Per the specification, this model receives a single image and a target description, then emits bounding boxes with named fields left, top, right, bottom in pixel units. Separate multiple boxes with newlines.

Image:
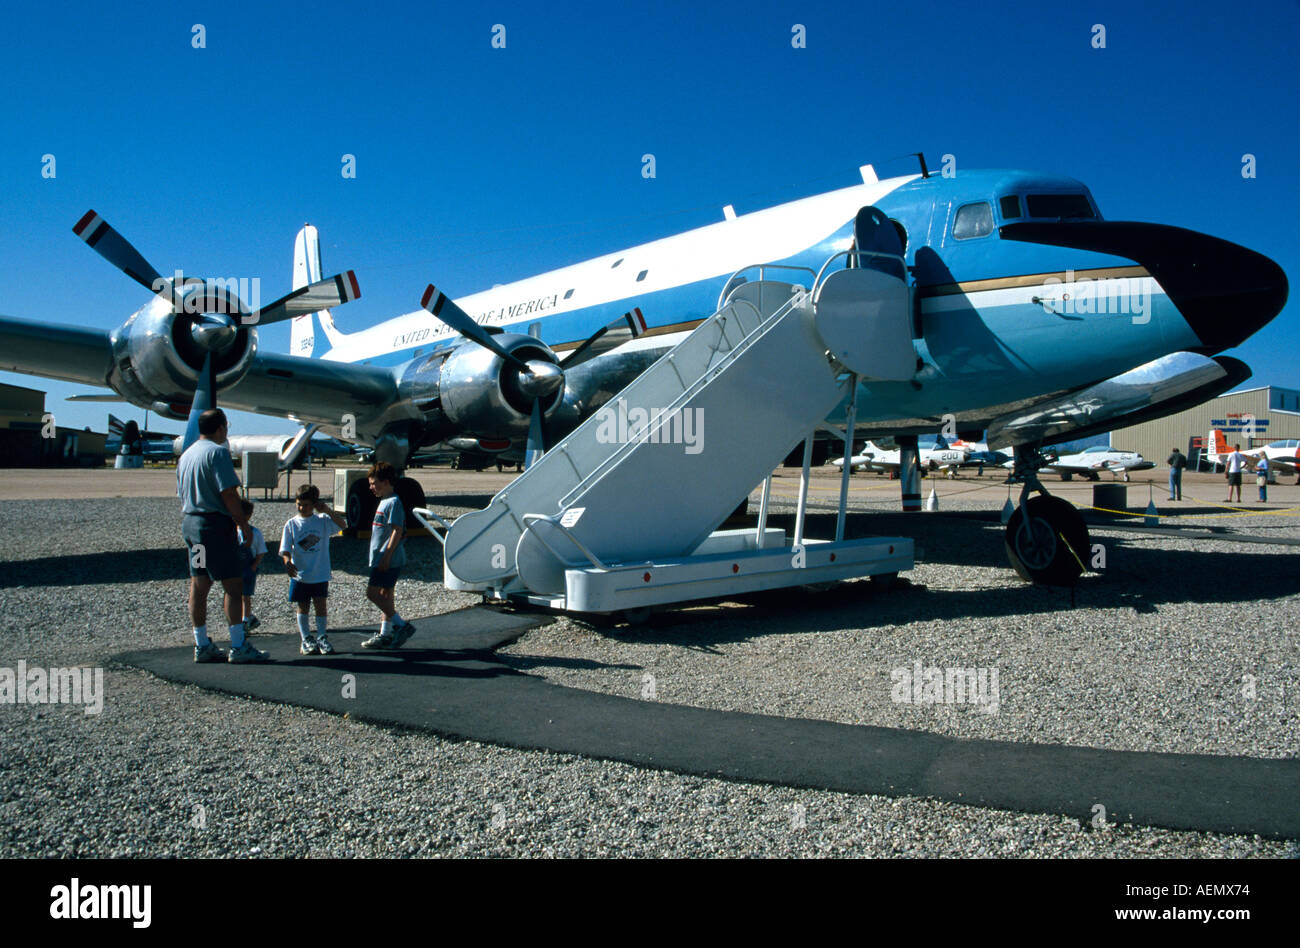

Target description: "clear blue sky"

left=2, top=0, right=1296, bottom=436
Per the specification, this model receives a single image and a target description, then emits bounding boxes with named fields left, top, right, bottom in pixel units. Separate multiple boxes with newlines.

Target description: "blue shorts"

left=288, top=580, right=329, bottom=603
left=368, top=567, right=400, bottom=589
left=242, top=571, right=258, bottom=595
left=182, top=513, right=242, bottom=582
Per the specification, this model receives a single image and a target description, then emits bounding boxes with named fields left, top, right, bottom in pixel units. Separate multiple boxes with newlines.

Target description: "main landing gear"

left=1004, top=445, right=1090, bottom=586
left=345, top=474, right=428, bottom=532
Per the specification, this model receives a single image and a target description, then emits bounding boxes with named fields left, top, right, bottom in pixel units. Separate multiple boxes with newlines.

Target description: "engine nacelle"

left=106, top=290, right=256, bottom=406
left=436, top=333, right=562, bottom=439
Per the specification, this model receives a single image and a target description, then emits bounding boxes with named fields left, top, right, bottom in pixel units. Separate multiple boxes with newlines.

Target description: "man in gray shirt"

left=177, top=409, right=269, bottom=663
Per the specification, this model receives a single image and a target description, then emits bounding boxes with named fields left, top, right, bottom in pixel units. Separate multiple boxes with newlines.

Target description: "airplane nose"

left=1000, top=221, right=1288, bottom=354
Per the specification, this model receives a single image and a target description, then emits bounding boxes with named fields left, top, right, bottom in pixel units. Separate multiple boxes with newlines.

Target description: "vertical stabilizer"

left=290, top=225, right=322, bottom=356
left=291, top=223, right=349, bottom=355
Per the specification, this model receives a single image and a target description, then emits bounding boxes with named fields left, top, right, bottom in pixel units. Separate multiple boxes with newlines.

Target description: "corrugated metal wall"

left=1110, top=388, right=1300, bottom=467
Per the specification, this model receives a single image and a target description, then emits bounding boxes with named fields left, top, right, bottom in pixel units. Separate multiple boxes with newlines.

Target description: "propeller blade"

left=180, top=352, right=217, bottom=453
left=72, top=210, right=167, bottom=296
left=253, top=271, right=361, bottom=326
left=421, top=284, right=530, bottom=372
left=560, top=307, right=647, bottom=369
left=524, top=397, right=546, bottom=470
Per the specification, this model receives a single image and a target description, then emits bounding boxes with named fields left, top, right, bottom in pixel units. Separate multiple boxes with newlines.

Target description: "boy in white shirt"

left=237, top=498, right=267, bottom=634
left=280, top=484, right=348, bottom=655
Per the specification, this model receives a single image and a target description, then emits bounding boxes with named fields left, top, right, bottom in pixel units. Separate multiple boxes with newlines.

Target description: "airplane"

left=1002, top=445, right=1155, bottom=481
left=947, top=437, right=1012, bottom=473
left=830, top=439, right=971, bottom=477
left=105, top=413, right=177, bottom=461
left=0, top=159, right=1288, bottom=584
left=105, top=412, right=353, bottom=467
left=1205, top=429, right=1300, bottom=478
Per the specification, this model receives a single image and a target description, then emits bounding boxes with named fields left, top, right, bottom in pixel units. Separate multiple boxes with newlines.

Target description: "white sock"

left=315, top=615, right=327, bottom=637
left=193, top=625, right=209, bottom=647
left=392, top=613, right=404, bottom=627
left=296, top=614, right=311, bottom=639
left=381, top=619, right=392, bottom=635
left=229, top=624, right=246, bottom=649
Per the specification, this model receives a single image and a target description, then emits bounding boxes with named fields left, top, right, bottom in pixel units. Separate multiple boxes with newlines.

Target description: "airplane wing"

left=187, top=351, right=400, bottom=432
left=0, top=312, right=400, bottom=436
left=0, top=315, right=114, bottom=386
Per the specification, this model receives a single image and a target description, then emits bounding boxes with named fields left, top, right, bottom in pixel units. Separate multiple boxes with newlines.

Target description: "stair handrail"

left=555, top=288, right=810, bottom=507
left=812, top=249, right=907, bottom=301
left=718, top=264, right=817, bottom=310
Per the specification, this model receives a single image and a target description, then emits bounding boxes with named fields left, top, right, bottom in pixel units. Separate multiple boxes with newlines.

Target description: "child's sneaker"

left=391, top=621, right=416, bottom=649
left=194, top=642, right=226, bottom=663
left=228, top=642, right=271, bottom=663
left=244, top=616, right=261, bottom=631
left=362, top=631, right=393, bottom=649
left=300, top=635, right=321, bottom=656
left=315, top=634, right=335, bottom=655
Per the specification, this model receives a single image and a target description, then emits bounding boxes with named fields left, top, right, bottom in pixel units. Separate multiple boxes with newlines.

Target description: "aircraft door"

left=853, top=206, right=906, bottom=280
left=812, top=205, right=916, bottom=381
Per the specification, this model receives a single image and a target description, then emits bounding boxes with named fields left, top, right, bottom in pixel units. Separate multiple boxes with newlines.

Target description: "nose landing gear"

left=1004, top=445, right=1090, bottom=586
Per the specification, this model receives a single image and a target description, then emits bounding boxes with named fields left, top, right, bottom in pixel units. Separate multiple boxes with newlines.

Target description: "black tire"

left=1060, top=471, right=1073, bottom=481
left=396, top=476, right=427, bottom=529
left=345, top=479, right=379, bottom=532
left=1004, top=495, right=1090, bottom=586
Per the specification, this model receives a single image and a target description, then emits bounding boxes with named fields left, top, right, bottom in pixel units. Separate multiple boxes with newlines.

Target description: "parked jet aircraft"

left=105, top=413, right=353, bottom=467
left=1205, top=429, right=1300, bottom=478
left=0, top=161, right=1287, bottom=582
left=830, top=439, right=971, bottom=476
left=1002, top=445, right=1154, bottom=481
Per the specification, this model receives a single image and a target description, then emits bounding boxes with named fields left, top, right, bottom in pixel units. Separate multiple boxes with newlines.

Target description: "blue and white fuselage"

left=295, top=166, right=1282, bottom=463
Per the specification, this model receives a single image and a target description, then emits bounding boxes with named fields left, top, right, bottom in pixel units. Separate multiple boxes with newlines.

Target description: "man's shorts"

left=288, top=580, right=329, bottom=603
left=368, top=567, right=401, bottom=589
left=241, top=570, right=258, bottom=595
left=182, top=513, right=242, bottom=582
left=1228, top=471, right=1242, bottom=486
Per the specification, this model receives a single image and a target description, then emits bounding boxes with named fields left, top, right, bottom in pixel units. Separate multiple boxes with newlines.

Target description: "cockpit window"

left=999, top=195, right=1022, bottom=220
left=952, top=202, right=994, bottom=240
left=1026, top=194, right=1095, bottom=219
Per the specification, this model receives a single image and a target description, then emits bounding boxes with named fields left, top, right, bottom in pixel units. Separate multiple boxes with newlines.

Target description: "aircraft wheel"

left=621, top=607, right=653, bottom=625
left=870, top=571, right=898, bottom=589
left=1060, top=472, right=1073, bottom=481
left=345, top=479, right=379, bottom=532
left=1004, top=495, right=1089, bottom=586
left=396, top=476, right=427, bottom=529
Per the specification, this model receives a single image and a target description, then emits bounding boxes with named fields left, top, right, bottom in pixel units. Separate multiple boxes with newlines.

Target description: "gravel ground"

left=1, top=491, right=1296, bottom=857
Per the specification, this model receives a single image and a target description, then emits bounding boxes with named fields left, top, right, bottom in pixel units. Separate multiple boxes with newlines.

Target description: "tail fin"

left=1207, top=428, right=1228, bottom=459
left=107, top=413, right=124, bottom=441
left=291, top=224, right=350, bottom=356
left=291, top=225, right=321, bottom=356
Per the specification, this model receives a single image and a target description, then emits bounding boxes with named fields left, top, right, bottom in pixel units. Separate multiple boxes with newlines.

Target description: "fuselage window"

left=1026, top=194, right=1095, bottom=219
left=999, top=195, right=1022, bottom=220
left=952, top=202, right=994, bottom=240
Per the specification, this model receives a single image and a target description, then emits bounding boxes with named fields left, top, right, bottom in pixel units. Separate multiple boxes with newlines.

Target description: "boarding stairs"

left=416, top=210, right=921, bottom=615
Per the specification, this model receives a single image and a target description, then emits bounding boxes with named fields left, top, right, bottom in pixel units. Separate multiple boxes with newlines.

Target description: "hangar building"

left=0, top=381, right=107, bottom=467
left=1109, top=385, right=1300, bottom=469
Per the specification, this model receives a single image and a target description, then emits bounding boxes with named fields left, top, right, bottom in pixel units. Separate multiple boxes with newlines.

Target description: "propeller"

left=73, top=209, right=362, bottom=451
left=421, top=284, right=646, bottom=466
